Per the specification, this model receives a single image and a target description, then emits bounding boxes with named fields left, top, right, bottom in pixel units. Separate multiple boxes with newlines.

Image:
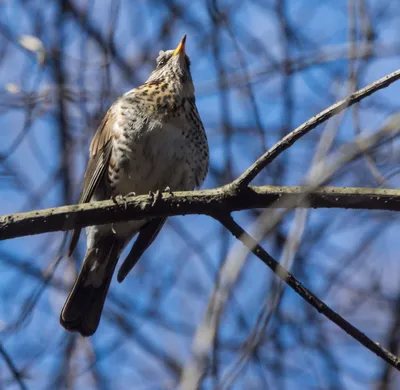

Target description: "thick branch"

left=216, top=214, right=400, bottom=371
left=1, top=186, right=399, bottom=241
left=234, top=69, right=400, bottom=188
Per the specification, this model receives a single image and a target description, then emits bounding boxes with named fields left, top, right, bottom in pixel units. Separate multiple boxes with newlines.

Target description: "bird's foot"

left=148, top=190, right=162, bottom=207
left=112, top=192, right=136, bottom=210
left=111, top=194, right=124, bottom=205
left=163, top=186, right=173, bottom=196
left=125, top=192, right=137, bottom=198
left=122, top=192, right=136, bottom=209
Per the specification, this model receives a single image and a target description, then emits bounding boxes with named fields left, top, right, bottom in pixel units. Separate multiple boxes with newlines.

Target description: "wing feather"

left=68, top=106, right=117, bottom=256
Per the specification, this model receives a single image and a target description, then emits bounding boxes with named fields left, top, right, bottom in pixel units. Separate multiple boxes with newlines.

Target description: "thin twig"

left=0, top=344, right=28, bottom=390
left=233, top=68, right=400, bottom=188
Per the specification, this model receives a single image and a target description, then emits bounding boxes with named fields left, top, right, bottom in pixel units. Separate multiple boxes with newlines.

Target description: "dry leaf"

left=19, top=34, right=46, bottom=66
left=5, top=83, right=20, bottom=94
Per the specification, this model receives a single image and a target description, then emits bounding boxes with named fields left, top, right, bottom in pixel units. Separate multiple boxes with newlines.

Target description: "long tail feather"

left=60, top=236, right=123, bottom=336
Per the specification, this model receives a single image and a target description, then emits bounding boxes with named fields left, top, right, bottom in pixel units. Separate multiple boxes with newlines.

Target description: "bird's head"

left=146, top=35, right=194, bottom=98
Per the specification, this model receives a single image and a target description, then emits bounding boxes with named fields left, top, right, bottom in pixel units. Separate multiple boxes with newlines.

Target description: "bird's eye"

left=157, top=58, right=167, bottom=67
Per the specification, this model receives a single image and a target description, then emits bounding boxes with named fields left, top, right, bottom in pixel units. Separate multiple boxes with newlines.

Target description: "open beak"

left=172, top=34, right=187, bottom=57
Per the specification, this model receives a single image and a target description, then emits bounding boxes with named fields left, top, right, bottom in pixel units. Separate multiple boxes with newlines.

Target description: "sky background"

left=0, top=0, right=400, bottom=389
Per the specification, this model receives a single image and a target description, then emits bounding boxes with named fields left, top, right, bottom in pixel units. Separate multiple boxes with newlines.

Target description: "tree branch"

left=0, top=185, right=399, bottom=241
left=233, top=68, right=400, bottom=188
left=216, top=214, right=400, bottom=371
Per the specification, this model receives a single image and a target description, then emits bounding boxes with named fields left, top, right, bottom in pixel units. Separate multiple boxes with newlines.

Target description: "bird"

left=60, top=35, right=209, bottom=336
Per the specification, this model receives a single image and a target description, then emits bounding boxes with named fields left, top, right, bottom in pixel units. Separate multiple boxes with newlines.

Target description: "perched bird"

left=60, top=35, right=209, bottom=336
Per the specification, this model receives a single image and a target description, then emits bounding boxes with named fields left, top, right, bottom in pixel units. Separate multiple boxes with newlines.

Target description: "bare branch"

left=1, top=185, right=399, bottom=241
left=233, top=68, right=400, bottom=188
left=216, top=214, right=400, bottom=371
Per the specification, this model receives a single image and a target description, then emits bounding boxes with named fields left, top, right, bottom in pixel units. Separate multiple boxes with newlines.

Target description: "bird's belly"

left=90, top=124, right=196, bottom=240
left=112, top=124, right=194, bottom=196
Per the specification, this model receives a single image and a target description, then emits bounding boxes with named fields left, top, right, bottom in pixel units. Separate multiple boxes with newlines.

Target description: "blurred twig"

left=0, top=344, right=28, bottom=390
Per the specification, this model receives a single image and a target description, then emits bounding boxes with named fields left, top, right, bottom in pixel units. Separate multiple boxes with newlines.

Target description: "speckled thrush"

left=60, top=35, right=209, bottom=336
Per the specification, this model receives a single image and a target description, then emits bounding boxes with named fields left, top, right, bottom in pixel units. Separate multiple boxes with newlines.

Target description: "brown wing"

left=68, top=105, right=118, bottom=256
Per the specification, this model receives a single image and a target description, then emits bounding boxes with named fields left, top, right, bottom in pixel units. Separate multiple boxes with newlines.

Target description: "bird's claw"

left=149, top=190, right=162, bottom=207
left=112, top=192, right=136, bottom=210
left=123, top=192, right=136, bottom=210
left=163, top=186, right=173, bottom=196
left=125, top=192, right=137, bottom=198
left=112, top=194, right=124, bottom=205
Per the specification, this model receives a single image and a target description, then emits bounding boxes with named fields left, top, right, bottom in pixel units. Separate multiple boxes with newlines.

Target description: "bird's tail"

left=60, top=237, right=123, bottom=336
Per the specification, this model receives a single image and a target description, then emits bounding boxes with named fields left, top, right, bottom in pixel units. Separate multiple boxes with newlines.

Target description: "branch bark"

left=1, top=185, right=399, bottom=241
